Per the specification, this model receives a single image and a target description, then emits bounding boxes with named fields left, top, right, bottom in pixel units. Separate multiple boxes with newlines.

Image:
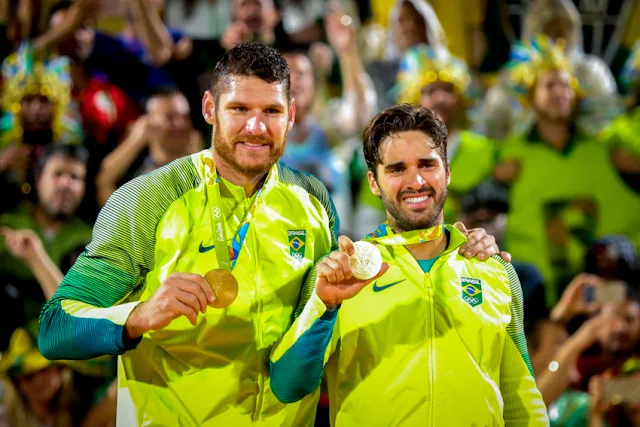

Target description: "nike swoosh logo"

left=199, top=242, right=215, bottom=253
left=373, top=279, right=406, bottom=293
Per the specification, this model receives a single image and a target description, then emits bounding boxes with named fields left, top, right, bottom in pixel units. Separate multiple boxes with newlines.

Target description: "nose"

left=246, top=111, right=267, bottom=136
left=407, top=170, right=426, bottom=189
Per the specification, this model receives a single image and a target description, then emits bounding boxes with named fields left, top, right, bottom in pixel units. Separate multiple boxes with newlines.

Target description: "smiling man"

left=270, top=104, right=549, bottom=426
left=38, top=43, right=505, bottom=426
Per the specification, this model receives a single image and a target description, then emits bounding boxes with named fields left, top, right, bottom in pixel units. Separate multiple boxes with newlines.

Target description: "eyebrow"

left=225, top=101, right=286, bottom=111
left=383, top=158, right=439, bottom=169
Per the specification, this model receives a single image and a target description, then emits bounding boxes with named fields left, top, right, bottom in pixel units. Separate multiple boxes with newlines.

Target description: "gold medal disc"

left=204, top=269, right=239, bottom=308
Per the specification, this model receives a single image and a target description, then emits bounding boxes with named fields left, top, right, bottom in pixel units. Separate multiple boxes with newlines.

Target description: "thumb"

left=453, top=222, right=468, bottom=236
left=338, top=235, right=355, bottom=256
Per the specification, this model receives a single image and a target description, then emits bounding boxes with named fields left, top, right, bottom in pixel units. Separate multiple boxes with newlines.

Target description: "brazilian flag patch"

left=288, top=230, right=306, bottom=260
left=461, top=277, right=483, bottom=307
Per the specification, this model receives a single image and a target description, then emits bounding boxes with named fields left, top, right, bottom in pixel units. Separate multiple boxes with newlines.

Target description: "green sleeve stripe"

left=277, top=162, right=340, bottom=251
left=493, top=255, right=535, bottom=378
left=270, top=308, right=337, bottom=403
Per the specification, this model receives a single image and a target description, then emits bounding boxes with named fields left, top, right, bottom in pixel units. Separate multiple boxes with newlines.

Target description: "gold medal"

left=204, top=269, right=239, bottom=308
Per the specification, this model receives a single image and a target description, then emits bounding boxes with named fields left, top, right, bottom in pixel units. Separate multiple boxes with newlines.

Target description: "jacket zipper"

left=252, top=231, right=264, bottom=422
left=425, top=273, right=435, bottom=426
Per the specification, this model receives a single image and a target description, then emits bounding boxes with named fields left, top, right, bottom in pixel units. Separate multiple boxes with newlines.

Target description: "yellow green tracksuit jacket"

left=270, top=225, right=549, bottom=426
left=37, top=150, right=339, bottom=426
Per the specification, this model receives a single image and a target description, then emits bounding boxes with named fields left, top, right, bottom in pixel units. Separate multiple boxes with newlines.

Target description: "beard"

left=213, top=117, right=286, bottom=176
left=379, top=185, right=448, bottom=232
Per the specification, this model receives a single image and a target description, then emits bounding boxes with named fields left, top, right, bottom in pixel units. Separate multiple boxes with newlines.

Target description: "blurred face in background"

left=49, top=9, right=95, bottom=60
left=232, top=0, right=272, bottom=35
left=36, top=154, right=86, bottom=220
left=533, top=70, right=576, bottom=123
left=542, top=18, right=575, bottom=48
left=394, top=1, right=428, bottom=53
left=420, top=81, right=460, bottom=129
left=284, top=53, right=316, bottom=120
left=147, top=93, right=193, bottom=154
left=528, top=320, right=568, bottom=378
left=17, top=366, right=63, bottom=407
left=20, top=95, right=54, bottom=132
left=596, top=300, right=640, bottom=354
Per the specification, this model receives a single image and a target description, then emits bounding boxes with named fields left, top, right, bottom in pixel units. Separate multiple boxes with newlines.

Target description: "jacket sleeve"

left=38, top=158, right=199, bottom=360
left=495, top=257, right=550, bottom=426
left=269, top=260, right=339, bottom=403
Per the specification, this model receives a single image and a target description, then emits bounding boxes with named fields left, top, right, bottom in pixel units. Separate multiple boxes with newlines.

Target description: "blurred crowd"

left=0, top=0, right=639, bottom=426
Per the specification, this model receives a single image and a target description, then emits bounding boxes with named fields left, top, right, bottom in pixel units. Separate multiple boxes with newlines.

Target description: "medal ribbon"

left=363, top=222, right=445, bottom=246
left=204, top=154, right=267, bottom=270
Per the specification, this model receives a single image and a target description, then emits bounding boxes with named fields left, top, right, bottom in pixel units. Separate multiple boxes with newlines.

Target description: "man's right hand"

left=124, top=273, right=216, bottom=340
left=315, top=236, right=389, bottom=309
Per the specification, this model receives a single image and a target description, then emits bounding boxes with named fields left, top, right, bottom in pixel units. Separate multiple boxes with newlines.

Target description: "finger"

left=176, top=280, right=209, bottom=313
left=172, top=290, right=201, bottom=324
left=338, top=235, right=355, bottom=256
left=169, top=298, right=199, bottom=326
left=453, top=222, right=469, bottom=236
left=317, top=262, right=338, bottom=284
left=329, top=251, right=352, bottom=280
left=172, top=273, right=216, bottom=305
left=476, top=243, right=500, bottom=261
left=0, top=226, right=13, bottom=237
left=462, top=234, right=494, bottom=258
left=500, top=251, right=511, bottom=263
left=324, top=257, right=345, bottom=283
left=460, top=228, right=488, bottom=254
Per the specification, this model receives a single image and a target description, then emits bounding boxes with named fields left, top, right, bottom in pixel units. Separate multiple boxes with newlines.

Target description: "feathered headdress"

left=505, top=35, right=581, bottom=104
left=1, top=42, right=81, bottom=148
left=395, top=44, right=475, bottom=105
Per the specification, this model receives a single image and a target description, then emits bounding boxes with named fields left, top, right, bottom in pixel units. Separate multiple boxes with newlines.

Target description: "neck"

left=536, top=119, right=571, bottom=151
left=213, top=150, right=268, bottom=196
left=34, top=205, right=63, bottom=234
left=406, top=230, right=447, bottom=260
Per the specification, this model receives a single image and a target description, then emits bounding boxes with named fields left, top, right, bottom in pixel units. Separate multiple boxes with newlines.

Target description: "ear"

left=446, top=165, right=451, bottom=186
left=367, top=170, right=381, bottom=197
left=202, top=91, right=216, bottom=125
left=288, top=98, right=296, bottom=132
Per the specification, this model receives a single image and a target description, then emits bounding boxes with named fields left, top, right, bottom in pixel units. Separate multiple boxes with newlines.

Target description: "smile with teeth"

left=241, top=142, right=266, bottom=147
left=404, top=195, right=430, bottom=204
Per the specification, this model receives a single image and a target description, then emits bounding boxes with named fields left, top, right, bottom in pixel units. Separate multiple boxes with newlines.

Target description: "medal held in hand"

left=204, top=269, right=239, bottom=309
left=350, top=241, right=383, bottom=280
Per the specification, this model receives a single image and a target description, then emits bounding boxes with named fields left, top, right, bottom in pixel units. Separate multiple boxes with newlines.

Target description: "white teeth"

left=405, top=196, right=429, bottom=203
left=243, top=142, right=263, bottom=147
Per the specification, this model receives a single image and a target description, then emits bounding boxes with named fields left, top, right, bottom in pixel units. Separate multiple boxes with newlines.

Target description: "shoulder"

left=488, top=255, right=522, bottom=300
left=276, top=162, right=334, bottom=207
left=102, top=155, right=200, bottom=223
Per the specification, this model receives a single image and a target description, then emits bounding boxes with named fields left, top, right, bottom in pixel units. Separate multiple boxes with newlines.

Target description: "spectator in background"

left=95, top=86, right=202, bottom=206
left=457, top=180, right=508, bottom=248
left=0, top=144, right=91, bottom=350
left=493, top=37, right=640, bottom=306
left=0, top=322, right=117, bottom=427
left=367, top=0, right=447, bottom=110
left=483, top=0, right=619, bottom=140
left=589, top=358, right=640, bottom=427
left=47, top=0, right=172, bottom=105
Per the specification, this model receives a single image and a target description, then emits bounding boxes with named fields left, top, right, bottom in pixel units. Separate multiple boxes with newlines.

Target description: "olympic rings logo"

left=212, top=207, right=222, bottom=219
left=463, top=295, right=480, bottom=305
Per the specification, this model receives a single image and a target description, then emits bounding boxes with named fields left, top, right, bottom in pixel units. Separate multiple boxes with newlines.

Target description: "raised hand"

left=551, top=273, right=603, bottom=323
left=2, top=227, right=44, bottom=261
left=315, top=236, right=390, bottom=308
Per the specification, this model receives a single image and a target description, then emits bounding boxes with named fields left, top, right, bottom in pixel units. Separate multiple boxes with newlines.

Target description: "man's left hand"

left=454, top=222, right=511, bottom=262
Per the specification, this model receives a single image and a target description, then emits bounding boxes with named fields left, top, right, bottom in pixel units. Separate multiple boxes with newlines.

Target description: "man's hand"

left=2, top=227, right=45, bottom=261
left=325, top=9, right=356, bottom=55
left=567, top=313, right=611, bottom=354
left=551, top=273, right=603, bottom=323
left=454, top=222, right=510, bottom=262
left=124, top=273, right=216, bottom=340
left=315, top=236, right=390, bottom=308
left=220, top=21, right=252, bottom=51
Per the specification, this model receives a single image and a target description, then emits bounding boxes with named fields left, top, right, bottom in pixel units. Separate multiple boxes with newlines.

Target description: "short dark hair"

left=35, top=144, right=89, bottom=177
left=362, top=104, right=449, bottom=178
left=210, top=42, right=290, bottom=106
left=143, top=85, right=184, bottom=111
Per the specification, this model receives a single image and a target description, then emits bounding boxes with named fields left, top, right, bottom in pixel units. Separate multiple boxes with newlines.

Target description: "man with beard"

left=0, top=144, right=91, bottom=350
left=95, top=86, right=203, bottom=207
left=270, top=104, right=549, bottom=426
left=38, top=43, right=504, bottom=426
left=493, top=38, right=640, bottom=307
